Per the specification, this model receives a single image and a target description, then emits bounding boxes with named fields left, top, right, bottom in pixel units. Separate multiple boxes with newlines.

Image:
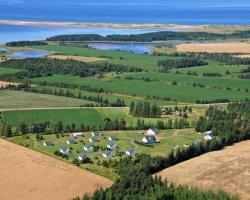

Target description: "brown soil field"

left=176, top=42, right=250, bottom=54
left=157, top=141, right=250, bottom=200
left=0, top=139, right=112, bottom=200
left=48, top=55, right=107, bottom=62
left=0, top=81, right=18, bottom=87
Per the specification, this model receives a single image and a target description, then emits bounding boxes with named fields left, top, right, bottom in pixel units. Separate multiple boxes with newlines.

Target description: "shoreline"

left=0, top=19, right=194, bottom=29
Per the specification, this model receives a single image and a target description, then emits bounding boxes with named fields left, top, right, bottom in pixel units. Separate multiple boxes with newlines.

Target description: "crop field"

left=33, top=44, right=182, bottom=71
left=7, top=128, right=203, bottom=180
left=176, top=42, right=250, bottom=54
left=31, top=75, right=250, bottom=103
left=0, top=90, right=95, bottom=110
left=0, top=139, right=112, bottom=200
left=157, top=141, right=250, bottom=200
left=1, top=106, right=205, bottom=128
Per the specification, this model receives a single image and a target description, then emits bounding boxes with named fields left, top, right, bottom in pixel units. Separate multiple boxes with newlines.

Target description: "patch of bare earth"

left=0, top=81, right=18, bottom=87
left=177, top=43, right=250, bottom=54
left=0, top=139, right=112, bottom=200
left=48, top=55, right=107, bottom=62
left=157, top=141, right=250, bottom=200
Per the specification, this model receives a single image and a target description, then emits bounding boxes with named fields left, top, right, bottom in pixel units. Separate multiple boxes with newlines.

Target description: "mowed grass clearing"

left=0, top=67, right=20, bottom=75
left=0, top=90, right=96, bottom=110
left=7, top=128, right=203, bottom=179
left=31, top=75, right=250, bottom=102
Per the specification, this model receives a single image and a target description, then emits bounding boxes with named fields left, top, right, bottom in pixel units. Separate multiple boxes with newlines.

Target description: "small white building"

left=89, top=137, right=98, bottom=143
left=146, top=128, right=159, bottom=136
left=67, top=139, right=76, bottom=145
left=60, top=147, right=70, bottom=154
left=43, top=141, right=54, bottom=147
left=78, top=154, right=88, bottom=161
left=73, top=132, right=83, bottom=138
left=103, top=150, right=112, bottom=158
left=204, top=135, right=213, bottom=141
left=91, top=132, right=102, bottom=137
left=108, top=136, right=117, bottom=141
left=204, top=130, right=213, bottom=136
left=126, top=148, right=135, bottom=156
left=142, top=136, right=156, bottom=144
left=84, top=144, right=94, bottom=151
left=107, top=142, right=117, bottom=149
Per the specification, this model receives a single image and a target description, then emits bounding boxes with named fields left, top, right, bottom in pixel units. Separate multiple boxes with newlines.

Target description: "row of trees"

left=158, top=58, right=207, bottom=70
left=47, top=30, right=250, bottom=42
left=129, top=101, right=161, bottom=118
left=5, top=40, right=48, bottom=47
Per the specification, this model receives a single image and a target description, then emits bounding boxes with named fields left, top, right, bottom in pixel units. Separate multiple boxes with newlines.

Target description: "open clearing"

left=0, top=90, right=96, bottom=110
left=177, top=42, right=250, bottom=54
left=48, top=54, right=107, bottom=62
left=157, top=141, right=250, bottom=200
left=0, top=139, right=112, bottom=200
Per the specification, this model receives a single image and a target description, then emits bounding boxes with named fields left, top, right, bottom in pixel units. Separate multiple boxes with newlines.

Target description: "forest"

left=47, top=30, right=250, bottom=42
left=5, top=41, right=48, bottom=47
left=0, top=58, right=142, bottom=79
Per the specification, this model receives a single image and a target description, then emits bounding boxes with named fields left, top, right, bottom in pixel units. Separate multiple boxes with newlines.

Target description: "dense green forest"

left=5, top=41, right=48, bottom=47
left=129, top=101, right=161, bottom=118
left=0, top=58, right=142, bottom=79
left=47, top=30, right=250, bottom=42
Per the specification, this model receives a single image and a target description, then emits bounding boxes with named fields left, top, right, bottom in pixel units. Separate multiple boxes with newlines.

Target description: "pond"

left=81, top=41, right=191, bottom=54
left=8, top=50, right=49, bottom=58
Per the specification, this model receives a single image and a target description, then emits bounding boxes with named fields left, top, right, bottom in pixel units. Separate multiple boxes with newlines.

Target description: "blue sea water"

left=8, top=50, right=49, bottom=58
left=0, top=0, right=250, bottom=43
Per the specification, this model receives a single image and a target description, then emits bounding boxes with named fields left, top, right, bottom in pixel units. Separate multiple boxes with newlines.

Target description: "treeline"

left=129, top=101, right=161, bottom=118
left=47, top=30, right=250, bottom=42
left=196, top=99, right=230, bottom=104
left=239, top=74, right=250, bottom=79
left=5, top=41, right=48, bottom=47
left=202, top=72, right=222, bottom=77
left=0, top=58, right=142, bottom=79
left=158, top=58, right=208, bottom=70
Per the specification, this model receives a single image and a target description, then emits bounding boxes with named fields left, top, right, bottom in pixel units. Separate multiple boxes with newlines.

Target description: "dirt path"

left=157, top=141, right=250, bottom=200
left=0, top=139, right=112, bottom=200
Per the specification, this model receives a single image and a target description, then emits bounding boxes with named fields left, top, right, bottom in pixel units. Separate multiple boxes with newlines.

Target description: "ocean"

left=0, top=0, right=250, bottom=43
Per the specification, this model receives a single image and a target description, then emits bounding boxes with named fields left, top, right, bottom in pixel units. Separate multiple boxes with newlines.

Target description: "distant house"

left=43, top=141, right=54, bottom=147
left=183, top=144, right=190, bottom=149
left=67, top=139, right=76, bottom=145
left=73, top=132, right=83, bottom=138
left=108, top=136, right=117, bottom=141
left=204, top=130, right=213, bottom=136
left=107, top=142, right=117, bottom=149
left=126, top=148, right=135, bottom=156
left=91, top=132, right=102, bottom=137
left=89, top=137, right=99, bottom=143
left=102, top=150, right=112, bottom=158
left=84, top=144, right=94, bottom=151
left=60, top=147, right=70, bottom=154
left=146, top=128, right=159, bottom=136
left=142, top=136, right=156, bottom=144
left=78, top=154, right=88, bottom=161
left=204, top=135, right=213, bottom=141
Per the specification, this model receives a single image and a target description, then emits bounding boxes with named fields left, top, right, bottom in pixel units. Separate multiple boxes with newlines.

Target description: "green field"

left=2, top=106, right=205, bottom=128
left=31, top=74, right=250, bottom=102
left=33, top=44, right=182, bottom=71
left=0, top=90, right=96, bottom=109
left=6, top=128, right=203, bottom=180
left=0, top=67, right=20, bottom=75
